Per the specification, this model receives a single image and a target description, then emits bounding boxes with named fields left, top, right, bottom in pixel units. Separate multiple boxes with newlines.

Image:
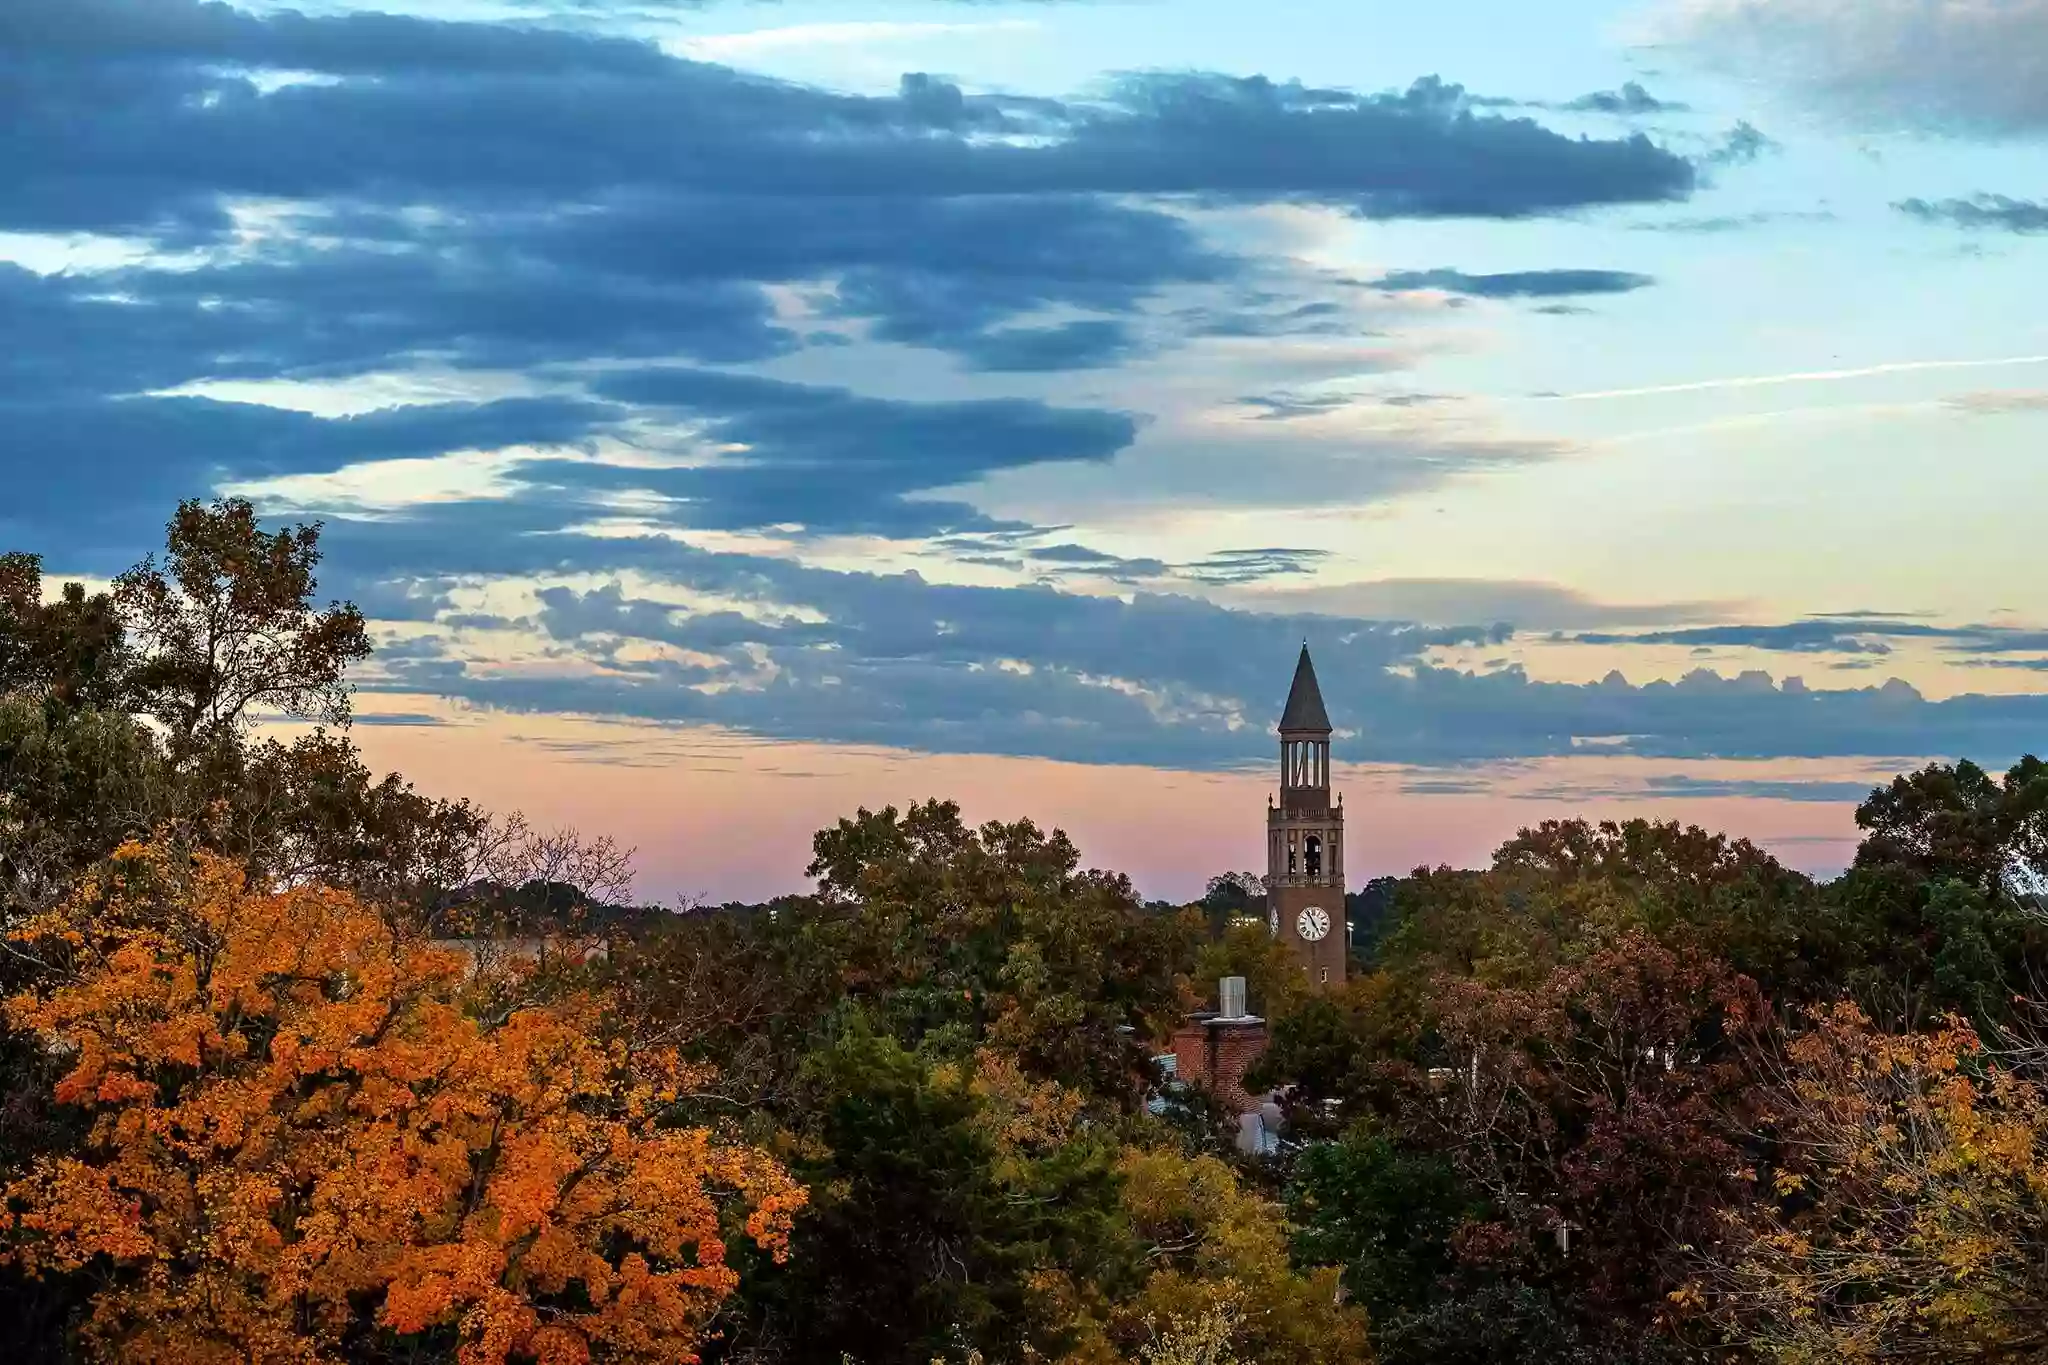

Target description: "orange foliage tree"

left=1, top=843, right=803, bottom=1364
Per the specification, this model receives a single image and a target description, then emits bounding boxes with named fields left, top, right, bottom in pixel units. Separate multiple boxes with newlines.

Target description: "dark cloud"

left=5, top=361, right=1136, bottom=550
left=1567, top=622, right=1910, bottom=654
left=351, top=579, right=464, bottom=624
left=0, top=240, right=792, bottom=402
left=918, top=540, right=1330, bottom=588
left=0, top=0, right=1701, bottom=556
left=1024, top=73, right=1696, bottom=217
left=542, top=367, right=1141, bottom=536
left=1234, top=391, right=1356, bottom=421
left=1525, top=774, right=1881, bottom=804
left=316, top=513, right=2048, bottom=769
left=1705, top=120, right=1777, bottom=166
left=0, top=392, right=619, bottom=552
left=1400, top=775, right=1495, bottom=795
left=951, top=320, right=1146, bottom=372
left=1369, top=267, right=1656, bottom=298
left=1240, top=578, right=1733, bottom=632
left=1564, top=82, right=1685, bottom=115
left=1897, top=194, right=2048, bottom=234
left=1564, top=616, right=2048, bottom=664
left=5, top=5, right=1696, bottom=242
left=1178, top=300, right=1356, bottom=340
left=862, top=539, right=1327, bottom=588
left=1181, top=548, right=1331, bottom=585
left=1016, top=544, right=1166, bottom=579
left=1941, top=630, right=2048, bottom=656
left=1630, top=209, right=1835, bottom=233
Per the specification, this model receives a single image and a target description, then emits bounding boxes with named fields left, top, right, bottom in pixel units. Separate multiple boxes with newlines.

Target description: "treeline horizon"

left=5, top=497, right=2048, bottom=1365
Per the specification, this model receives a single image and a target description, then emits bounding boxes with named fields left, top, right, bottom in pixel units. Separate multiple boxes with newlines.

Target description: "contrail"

left=1538, top=354, right=2048, bottom=402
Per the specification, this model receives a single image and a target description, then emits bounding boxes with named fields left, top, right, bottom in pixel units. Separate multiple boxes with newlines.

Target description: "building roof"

left=1278, top=643, right=1332, bottom=733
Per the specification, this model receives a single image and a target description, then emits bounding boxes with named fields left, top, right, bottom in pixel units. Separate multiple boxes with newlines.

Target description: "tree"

left=804, top=801, right=1198, bottom=1108
left=1048, top=1148, right=1373, bottom=1365
left=1195, top=920, right=1314, bottom=1027
left=1242, top=985, right=1382, bottom=1134
left=1826, top=759, right=2048, bottom=1030
left=1491, top=818, right=1819, bottom=1000
left=3, top=502, right=630, bottom=928
left=2, top=501, right=651, bottom=1360
left=1706, top=1003, right=2048, bottom=1364
left=1366, top=1282, right=1637, bottom=1365
left=1196, top=874, right=1265, bottom=938
left=2, top=843, right=802, bottom=1364
left=1854, top=757, right=2048, bottom=897
left=1285, top=1126, right=1477, bottom=1322
left=727, top=1020, right=1119, bottom=1364
left=0, top=555, right=128, bottom=716
left=0, top=697, right=171, bottom=918
left=112, top=498, right=370, bottom=758
left=1392, top=932, right=1766, bottom=1338
left=1345, top=878, right=1400, bottom=965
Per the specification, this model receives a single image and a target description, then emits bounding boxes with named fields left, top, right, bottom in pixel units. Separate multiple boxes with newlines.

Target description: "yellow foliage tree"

left=2, top=843, right=803, bottom=1364
left=1707, top=1002, right=2048, bottom=1364
left=1044, top=1148, right=1372, bottom=1365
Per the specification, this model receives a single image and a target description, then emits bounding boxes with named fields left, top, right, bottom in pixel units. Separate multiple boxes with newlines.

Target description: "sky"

left=6, top=0, right=2047, bottom=903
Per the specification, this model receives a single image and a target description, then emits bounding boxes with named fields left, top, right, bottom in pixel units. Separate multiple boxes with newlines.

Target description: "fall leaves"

left=16, top=500, right=2048, bottom=1363
left=2, top=842, right=802, bottom=1364
left=1705, top=1003, right=2048, bottom=1363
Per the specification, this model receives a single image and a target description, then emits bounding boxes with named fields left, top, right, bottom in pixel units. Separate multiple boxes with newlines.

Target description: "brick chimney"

left=1169, top=976, right=1271, bottom=1117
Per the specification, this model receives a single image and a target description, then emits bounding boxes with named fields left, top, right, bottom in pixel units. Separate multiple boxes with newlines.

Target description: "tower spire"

left=1278, top=642, right=1331, bottom=734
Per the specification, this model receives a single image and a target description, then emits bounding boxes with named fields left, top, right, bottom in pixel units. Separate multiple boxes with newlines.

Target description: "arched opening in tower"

left=1304, top=835, right=1322, bottom=877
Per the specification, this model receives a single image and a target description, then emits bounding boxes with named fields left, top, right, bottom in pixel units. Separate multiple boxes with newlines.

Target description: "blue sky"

left=6, top=0, right=2047, bottom=891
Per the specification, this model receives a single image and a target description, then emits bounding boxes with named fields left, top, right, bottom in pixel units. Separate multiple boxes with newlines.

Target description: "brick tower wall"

left=1271, top=881, right=1348, bottom=988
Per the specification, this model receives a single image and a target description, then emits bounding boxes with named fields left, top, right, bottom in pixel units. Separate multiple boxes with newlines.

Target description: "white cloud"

left=1540, top=353, right=2048, bottom=401
left=1230, top=578, right=1740, bottom=631
left=666, top=20, right=1039, bottom=62
left=1949, top=388, right=2048, bottom=413
left=1648, top=0, right=2048, bottom=132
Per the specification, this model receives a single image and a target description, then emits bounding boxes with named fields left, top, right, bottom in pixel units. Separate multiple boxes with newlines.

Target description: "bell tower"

left=1266, top=643, right=1346, bottom=989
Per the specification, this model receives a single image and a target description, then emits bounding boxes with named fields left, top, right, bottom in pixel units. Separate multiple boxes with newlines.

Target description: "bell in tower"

left=1266, top=643, right=1347, bottom=990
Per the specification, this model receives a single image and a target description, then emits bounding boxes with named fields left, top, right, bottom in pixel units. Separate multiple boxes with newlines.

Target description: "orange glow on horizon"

left=327, top=700, right=1880, bottom=906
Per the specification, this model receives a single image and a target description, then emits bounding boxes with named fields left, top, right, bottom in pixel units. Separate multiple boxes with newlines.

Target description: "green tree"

left=1853, top=756, right=2048, bottom=895
left=1285, top=1126, right=1477, bottom=1321
left=1196, top=872, right=1265, bottom=937
left=0, top=555, right=127, bottom=716
left=1824, top=759, right=2048, bottom=1030
left=724, top=1017, right=1128, bottom=1365
left=805, top=800, right=1198, bottom=1107
left=112, top=497, right=370, bottom=759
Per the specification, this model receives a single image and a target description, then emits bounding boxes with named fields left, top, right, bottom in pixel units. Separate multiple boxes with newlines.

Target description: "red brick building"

left=1169, top=975, right=1271, bottom=1115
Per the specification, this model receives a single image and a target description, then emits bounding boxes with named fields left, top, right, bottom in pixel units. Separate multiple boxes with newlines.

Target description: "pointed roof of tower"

left=1279, top=643, right=1332, bottom=733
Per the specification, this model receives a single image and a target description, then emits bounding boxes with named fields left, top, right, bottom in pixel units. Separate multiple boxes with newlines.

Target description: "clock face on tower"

left=1296, top=906, right=1331, bottom=942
